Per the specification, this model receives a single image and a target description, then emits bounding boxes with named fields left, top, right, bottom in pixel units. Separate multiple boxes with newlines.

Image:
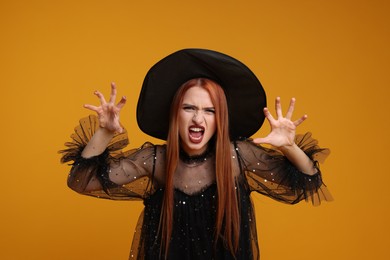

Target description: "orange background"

left=1, top=0, right=389, bottom=259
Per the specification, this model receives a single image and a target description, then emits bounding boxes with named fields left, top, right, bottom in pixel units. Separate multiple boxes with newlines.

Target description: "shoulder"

left=230, top=139, right=258, bottom=150
left=139, top=142, right=167, bottom=165
left=138, top=142, right=166, bottom=151
left=230, top=139, right=272, bottom=159
left=153, top=143, right=167, bottom=158
left=121, top=142, right=166, bottom=161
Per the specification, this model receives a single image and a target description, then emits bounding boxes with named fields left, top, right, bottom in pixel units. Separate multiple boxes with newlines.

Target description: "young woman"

left=61, top=49, right=331, bottom=259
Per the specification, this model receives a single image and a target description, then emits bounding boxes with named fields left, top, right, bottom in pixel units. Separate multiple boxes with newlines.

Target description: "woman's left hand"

left=252, top=97, right=307, bottom=148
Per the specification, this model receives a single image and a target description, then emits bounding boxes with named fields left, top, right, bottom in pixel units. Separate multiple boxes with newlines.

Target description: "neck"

left=179, top=146, right=213, bottom=164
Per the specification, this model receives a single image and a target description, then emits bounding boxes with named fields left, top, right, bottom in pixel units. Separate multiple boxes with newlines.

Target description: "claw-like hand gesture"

left=253, top=97, right=307, bottom=148
left=84, top=82, right=127, bottom=133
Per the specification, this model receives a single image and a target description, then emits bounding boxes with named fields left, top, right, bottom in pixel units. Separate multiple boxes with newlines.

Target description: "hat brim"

left=137, top=48, right=266, bottom=140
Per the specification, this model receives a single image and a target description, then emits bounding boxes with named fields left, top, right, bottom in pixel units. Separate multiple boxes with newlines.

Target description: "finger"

left=109, top=82, right=117, bottom=104
left=263, top=107, right=276, bottom=123
left=83, top=104, right=99, bottom=112
left=294, top=114, right=308, bottom=126
left=116, top=96, right=127, bottom=109
left=285, top=98, right=296, bottom=120
left=94, top=90, right=107, bottom=104
left=275, top=97, right=283, bottom=118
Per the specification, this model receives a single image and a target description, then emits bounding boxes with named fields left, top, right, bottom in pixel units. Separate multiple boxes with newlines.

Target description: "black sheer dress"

left=60, top=115, right=332, bottom=259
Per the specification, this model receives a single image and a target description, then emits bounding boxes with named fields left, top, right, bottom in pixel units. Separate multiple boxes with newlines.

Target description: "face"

left=178, top=86, right=216, bottom=156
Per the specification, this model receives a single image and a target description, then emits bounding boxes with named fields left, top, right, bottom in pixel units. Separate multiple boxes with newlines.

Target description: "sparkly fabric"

left=60, top=115, right=332, bottom=259
left=136, top=181, right=256, bottom=260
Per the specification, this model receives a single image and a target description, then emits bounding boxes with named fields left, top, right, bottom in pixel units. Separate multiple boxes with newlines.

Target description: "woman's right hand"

left=84, top=82, right=127, bottom=133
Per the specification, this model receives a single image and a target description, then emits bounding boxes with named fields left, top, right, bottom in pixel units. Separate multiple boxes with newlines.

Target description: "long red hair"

left=161, top=78, right=240, bottom=258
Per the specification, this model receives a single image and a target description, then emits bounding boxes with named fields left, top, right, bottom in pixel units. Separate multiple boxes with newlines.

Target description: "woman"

left=61, top=49, right=331, bottom=259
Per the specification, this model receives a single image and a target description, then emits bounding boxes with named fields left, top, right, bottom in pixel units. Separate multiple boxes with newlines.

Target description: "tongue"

left=190, top=131, right=202, bottom=138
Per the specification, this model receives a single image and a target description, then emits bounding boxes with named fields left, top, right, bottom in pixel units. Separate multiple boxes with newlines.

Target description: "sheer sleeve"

left=59, top=115, right=161, bottom=200
left=236, top=132, right=332, bottom=205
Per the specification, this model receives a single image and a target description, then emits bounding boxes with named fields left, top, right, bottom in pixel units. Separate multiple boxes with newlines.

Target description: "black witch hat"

left=137, top=48, right=266, bottom=140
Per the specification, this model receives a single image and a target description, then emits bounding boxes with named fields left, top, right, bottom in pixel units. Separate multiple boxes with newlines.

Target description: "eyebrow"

left=182, top=103, right=215, bottom=110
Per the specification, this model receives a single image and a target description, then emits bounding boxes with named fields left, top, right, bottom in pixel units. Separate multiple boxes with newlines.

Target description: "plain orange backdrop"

left=1, top=0, right=389, bottom=259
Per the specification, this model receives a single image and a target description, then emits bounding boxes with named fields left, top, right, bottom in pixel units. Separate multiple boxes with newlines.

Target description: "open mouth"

left=188, top=126, right=205, bottom=143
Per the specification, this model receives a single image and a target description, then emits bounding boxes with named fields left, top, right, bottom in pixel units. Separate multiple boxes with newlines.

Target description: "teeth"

left=190, top=127, right=203, bottom=132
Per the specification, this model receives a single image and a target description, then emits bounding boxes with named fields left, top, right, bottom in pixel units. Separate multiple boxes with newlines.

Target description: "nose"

left=192, top=112, right=204, bottom=124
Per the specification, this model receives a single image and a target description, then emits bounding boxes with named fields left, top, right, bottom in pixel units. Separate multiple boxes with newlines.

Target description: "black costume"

left=60, top=115, right=331, bottom=259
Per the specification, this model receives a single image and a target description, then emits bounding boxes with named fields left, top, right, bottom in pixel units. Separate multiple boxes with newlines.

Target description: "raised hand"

left=84, top=82, right=127, bottom=133
left=253, top=97, right=307, bottom=148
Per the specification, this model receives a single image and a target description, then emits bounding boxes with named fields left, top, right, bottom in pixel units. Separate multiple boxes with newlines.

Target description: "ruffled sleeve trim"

left=238, top=132, right=333, bottom=206
left=282, top=132, right=332, bottom=205
left=59, top=115, right=157, bottom=200
left=60, top=115, right=129, bottom=164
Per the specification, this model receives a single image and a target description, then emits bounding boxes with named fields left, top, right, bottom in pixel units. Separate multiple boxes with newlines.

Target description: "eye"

left=205, top=108, right=215, bottom=114
left=183, top=105, right=195, bottom=111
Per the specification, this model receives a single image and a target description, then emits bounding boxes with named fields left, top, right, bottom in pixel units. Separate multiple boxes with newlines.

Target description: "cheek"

left=178, top=112, right=185, bottom=125
left=207, top=116, right=217, bottom=135
left=178, top=113, right=188, bottom=137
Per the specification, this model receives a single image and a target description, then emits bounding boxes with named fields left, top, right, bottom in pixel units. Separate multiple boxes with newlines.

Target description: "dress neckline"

left=174, top=183, right=217, bottom=197
left=179, top=147, right=213, bottom=165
